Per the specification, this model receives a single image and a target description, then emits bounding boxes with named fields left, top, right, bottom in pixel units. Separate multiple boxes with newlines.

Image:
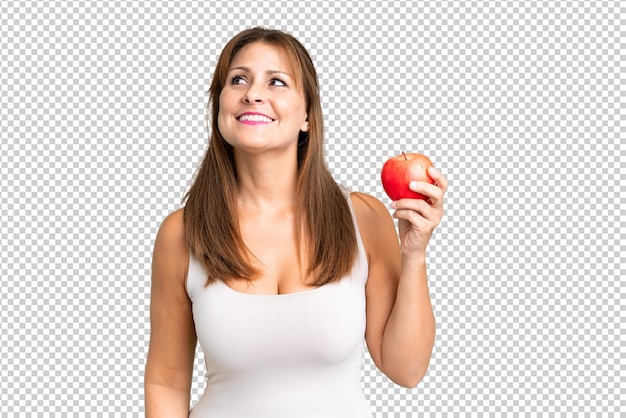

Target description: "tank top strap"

left=341, top=186, right=369, bottom=286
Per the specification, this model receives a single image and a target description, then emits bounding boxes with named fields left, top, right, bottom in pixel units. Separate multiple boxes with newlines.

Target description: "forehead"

left=229, top=42, right=298, bottom=74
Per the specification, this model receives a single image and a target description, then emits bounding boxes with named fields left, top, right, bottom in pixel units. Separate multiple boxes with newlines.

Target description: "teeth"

left=238, top=114, right=273, bottom=123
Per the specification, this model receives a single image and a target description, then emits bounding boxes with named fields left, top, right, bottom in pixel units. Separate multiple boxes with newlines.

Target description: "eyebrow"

left=228, top=66, right=292, bottom=78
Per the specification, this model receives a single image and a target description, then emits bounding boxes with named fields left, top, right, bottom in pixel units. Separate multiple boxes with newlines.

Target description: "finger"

left=408, top=181, right=444, bottom=205
left=394, top=195, right=444, bottom=223
left=393, top=208, right=438, bottom=231
left=394, top=196, right=436, bottom=216
left=393, top=200, right=439, bottom=223
left=427, top=166, right=448, bottom=193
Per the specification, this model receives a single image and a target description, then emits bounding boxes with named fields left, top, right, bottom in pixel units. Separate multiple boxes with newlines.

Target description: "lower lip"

left=238, top=119, right=273, bottom=126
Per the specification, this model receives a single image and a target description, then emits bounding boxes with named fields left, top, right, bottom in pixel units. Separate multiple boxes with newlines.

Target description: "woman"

left=144, top=27, right=447, bottom=418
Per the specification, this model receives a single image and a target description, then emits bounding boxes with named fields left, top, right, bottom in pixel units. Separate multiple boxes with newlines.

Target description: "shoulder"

left=349, top=192, right=397, bottom=253
left=155, top=207, right=186, bottom=248
left=152, top=208, right=189, bottom=283
left=349, top=192, right=393, bottom=229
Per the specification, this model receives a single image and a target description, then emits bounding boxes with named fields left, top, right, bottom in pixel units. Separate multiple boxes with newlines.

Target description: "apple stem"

left=402, top=150, right=407, bottom=160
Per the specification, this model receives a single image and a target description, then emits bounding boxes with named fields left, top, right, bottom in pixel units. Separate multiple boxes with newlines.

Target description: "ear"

left=300, top=115, right=309, bottom=132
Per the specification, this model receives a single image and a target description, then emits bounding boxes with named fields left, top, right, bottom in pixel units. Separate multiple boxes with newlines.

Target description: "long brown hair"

left=183, top=27, right=357, bottom=286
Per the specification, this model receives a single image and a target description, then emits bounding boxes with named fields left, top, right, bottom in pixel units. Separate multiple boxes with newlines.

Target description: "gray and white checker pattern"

left=1, top=0, right=622, bottom=416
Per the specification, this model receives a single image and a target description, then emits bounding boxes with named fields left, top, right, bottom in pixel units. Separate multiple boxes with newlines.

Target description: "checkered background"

left=1, top=0, right=622, bottom=416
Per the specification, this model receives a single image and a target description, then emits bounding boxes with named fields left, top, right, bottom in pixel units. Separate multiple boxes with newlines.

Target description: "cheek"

left=218, top=89, right=235, bottom=111
left=283, top=97, right=307, bottom=124
left=216, top=94, right=230, bottom=131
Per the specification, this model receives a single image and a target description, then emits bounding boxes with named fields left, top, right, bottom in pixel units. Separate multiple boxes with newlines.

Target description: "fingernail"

left=409, top=181, right=418, bottom=189
left=391, top=201, right=397, bottom=208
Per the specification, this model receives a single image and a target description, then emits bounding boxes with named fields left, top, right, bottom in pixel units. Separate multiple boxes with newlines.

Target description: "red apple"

left=381, top=151, right=434, bottom=200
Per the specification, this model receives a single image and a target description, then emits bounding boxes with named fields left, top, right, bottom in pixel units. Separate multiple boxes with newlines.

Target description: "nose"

left=242, top=82, right=265, bottom=104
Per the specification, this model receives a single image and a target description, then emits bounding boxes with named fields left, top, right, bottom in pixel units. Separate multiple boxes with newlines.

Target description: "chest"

left=235, top=212, right=313, bottom=294
left=192, top=276, right=367, bottom=374
left=185, top=221, right=370, bottom=375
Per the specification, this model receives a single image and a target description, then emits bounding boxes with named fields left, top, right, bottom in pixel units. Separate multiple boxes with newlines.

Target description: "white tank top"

left=186, top=195, right=373, bottom=418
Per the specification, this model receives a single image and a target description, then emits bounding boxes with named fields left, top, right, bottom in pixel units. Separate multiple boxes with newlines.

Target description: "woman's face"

left=217, top=42, right=309, bottom=155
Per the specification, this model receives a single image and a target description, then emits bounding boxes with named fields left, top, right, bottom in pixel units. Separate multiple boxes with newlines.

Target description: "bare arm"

left=353, top=168, right=446, bottom=387
left=144, top=208, right=197, bottom=417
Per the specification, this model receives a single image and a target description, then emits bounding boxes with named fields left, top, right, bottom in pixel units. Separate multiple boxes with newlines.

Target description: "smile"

left=237, top=114, right=274, bottom=123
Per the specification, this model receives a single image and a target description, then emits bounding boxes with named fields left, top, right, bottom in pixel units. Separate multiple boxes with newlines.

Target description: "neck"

left=234, top=151, right=299, bottom=212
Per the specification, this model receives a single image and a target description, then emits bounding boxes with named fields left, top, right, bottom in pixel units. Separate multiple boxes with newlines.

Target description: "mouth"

left=236, top=113, right=275, bottom=123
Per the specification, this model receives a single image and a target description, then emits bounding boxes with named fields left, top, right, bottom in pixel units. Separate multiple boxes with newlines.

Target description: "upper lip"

left=236, top=111, right=275, bottom=120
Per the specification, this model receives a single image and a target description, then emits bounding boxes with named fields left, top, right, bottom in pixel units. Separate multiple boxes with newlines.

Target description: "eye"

left=270, top=78, right=287, bottom=87
left=231, top=75, right=247, bottom=85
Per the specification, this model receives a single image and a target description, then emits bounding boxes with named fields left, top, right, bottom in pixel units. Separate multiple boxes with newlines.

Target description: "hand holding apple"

left=381, top=151, right=447, bottom=257
left=381, top=151, right=435, bottom=201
